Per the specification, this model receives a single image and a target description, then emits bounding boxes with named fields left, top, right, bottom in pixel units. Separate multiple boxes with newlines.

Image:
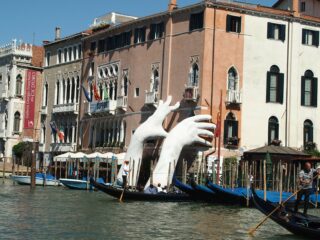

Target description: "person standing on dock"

left=122, top=160, right=130, bottom=189
left=294, top=162, right=320, bottom=215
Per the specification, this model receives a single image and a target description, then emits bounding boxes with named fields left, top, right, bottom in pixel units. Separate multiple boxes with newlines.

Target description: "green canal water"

left=0, top=179, right=317, bottom=240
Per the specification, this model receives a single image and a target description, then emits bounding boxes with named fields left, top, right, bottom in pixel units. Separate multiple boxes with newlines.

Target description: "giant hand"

left=117, top=96, right=180, bottom=187
left=133, top=95, right=180, bottom=141
left=145, top=115, right=216, bottom=188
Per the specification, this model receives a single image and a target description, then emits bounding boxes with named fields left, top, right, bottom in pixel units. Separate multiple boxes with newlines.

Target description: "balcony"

left=224, top=137, right=240, bottom=150
left=145, top=91, right=159, bottom=105
left=226, top=90, right=242, bottom=104
left=52, top=103, right=79, bottom=114
left=184, top=85, right=199, bottom=101
left=41, top=106, right=48, bottom=115
left=86, top=100, right=117, bottom=115
left=117, top=96, right=128, bottom=110
left=50, top=143, right=76, bottom=152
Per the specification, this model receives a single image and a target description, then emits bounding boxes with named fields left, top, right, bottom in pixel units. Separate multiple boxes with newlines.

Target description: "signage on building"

left=24, top=70, right=36, bottom=129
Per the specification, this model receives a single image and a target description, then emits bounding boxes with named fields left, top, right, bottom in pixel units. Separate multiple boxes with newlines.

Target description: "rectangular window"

left=301, top=2, right=306, bottom=12
left=98, top=39, right=105, bottom=53
left=304, top=78, right=312, bottom=106
left=46, top=52, right=50, bottom=66
left=134, top=87, right=139, bottom=97
left=302, top=29, right=319, bottom=47
left=189, top=12, right=204, bottom=31
left=269, top=75, right=277, bottom=102
left=57, top=49, right=62, bottom=64
left=226, top=15, right=241, bottom=33
left=106, top=31, right=131, bottom=51
left=73, top=46, right=77, bottom=60
left=78, top=44, right=82, bottom=59
left=134, top=27, right=146, bottom=44
left=149, top=22, right=165, bottom=40
left=267, top=23, right=286, bottom=41
left=64, top=48, right=68, bottom=62
left=90, top=41, right=96, bottom=52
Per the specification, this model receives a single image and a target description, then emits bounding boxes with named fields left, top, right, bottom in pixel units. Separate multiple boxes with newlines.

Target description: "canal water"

left=0, top=180, right=317, bottom=240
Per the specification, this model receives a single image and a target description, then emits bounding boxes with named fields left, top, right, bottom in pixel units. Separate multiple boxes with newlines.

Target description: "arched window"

left=189, top=63, right=199, bottom=86
left=16, top=74, right=22, bottom=96
left=57, top=49, right=62, bottom=64
left=114, top=82, right=118, bottom=100
left=62, top=79, right=66, bottom=104
left=266, top=65, right=284, bottom=103
left=304, top=120, right=313, bottom=146
left=71, top=78, right=75, bottom=103
left=301, top=70, right=317, bottom=107
left=99, top=84, right=103, bottom=100
left=73, top=46, right=77, bottom=60
left=64, top=48, right=68, bottom=62
left=68, top=47, right=72, bottom=61
left=268, top=116, right=279, bottom=144
left=223, top=112, right=238, bottom=145
left=76, top=77, right=80, bottom=103
left=66, top=79, right=71, bottom=103
left=150, top=70, right=159, bottom=92
left=13, top=112, right=20, bottom=132
left=123, top=76, right=128, bottom=96
left=109, top=82, right=114, bottom=100
left=227, top=67, right=238, bottom=91
left=56, top=81, right=60, bottom=105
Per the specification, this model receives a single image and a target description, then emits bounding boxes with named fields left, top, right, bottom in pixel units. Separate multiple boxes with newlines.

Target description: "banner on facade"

left=24, top=70, right=37, bottom=129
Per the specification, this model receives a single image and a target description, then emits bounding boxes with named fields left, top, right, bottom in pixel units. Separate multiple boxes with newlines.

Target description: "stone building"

left=0, top=40, right=43, bottom=161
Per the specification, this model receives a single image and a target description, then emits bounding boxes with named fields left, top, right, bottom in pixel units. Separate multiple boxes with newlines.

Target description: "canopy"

left=86, top=152, right=105, bottom=159
left=53, top=152, right=73, bottom=162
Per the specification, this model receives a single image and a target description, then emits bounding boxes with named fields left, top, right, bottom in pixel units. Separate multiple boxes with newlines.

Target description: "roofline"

left=94, top=11, right=138, bottom=20
left=82, top=1, right=205, bottom=40
left=44, top=31, right=90, bottom=47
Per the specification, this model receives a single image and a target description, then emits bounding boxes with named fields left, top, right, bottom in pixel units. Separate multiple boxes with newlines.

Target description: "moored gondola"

left=252, top=188, right=320, bottom=239
left=91, top=179, right=192, bottom=202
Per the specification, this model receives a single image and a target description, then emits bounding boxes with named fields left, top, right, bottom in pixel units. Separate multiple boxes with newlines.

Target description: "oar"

left=119, top=167, right=131, bottom=203
left=249, top=174, right=319, bottom=235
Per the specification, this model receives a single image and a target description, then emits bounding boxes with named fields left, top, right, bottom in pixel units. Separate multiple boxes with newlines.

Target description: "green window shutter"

left=226, top=15, right=231, bottom=32
left=313, top=31, right=319, bottom=47
left=267, top=22, right=273, bottom=39
left=280, top=24, right=286, bottom=41
left=277, top=73, right=284, bottom=104
left=238, top=17, right=242, bottom=33
left=266, top=72, right=271, bottom=102
left=302, top=29, right=307, bottom=44
left=233, top=121, right=239, bottom=138
left=223, top=120, right=228, bottom=144
left=301, top=76, right=305, bottom=106
left=312, top=77, right=318, bottom=107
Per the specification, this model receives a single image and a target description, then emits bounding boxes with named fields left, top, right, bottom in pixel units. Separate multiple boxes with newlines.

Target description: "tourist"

left=144, top=184, right=157, bottom=194
left=122, top=160, right=130, bottom=189
left=294, top=162, right=320, bottom=214
left=157, top=183, right=162, bottom=192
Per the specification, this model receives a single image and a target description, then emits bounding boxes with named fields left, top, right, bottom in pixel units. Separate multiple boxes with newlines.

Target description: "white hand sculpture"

left=133, top=95, right=180, bottom=141
left=117, top=96, right=180, bottom=187
left=146, top=115, right=216, bottom=188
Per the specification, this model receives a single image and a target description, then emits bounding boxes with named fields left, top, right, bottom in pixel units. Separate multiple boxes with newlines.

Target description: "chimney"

left=55, top=27, right=61, bottom=40
left=168, top=0, right=178, bottom=12
left=292, top=0, right=300, bottom=17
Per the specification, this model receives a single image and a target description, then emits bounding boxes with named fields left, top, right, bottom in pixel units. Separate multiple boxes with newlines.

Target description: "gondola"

left=173, top=177, right=217, bottom=202
left=207, top=182, right=251, bottom=206
left=252, top=188, right=320, bottom=239
left=91, top=179, right=192, bottom=202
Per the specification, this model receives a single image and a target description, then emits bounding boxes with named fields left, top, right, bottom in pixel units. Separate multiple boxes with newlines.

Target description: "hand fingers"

left=195, top=137, right=212, bottom=147
left=197, top=122, right=216, bottom=130
left=189, top=114, right=212, bottom=122
left=164, top=95, right=172, bottom=106
left=170, top=102, right=180, bottom=111
left=197, top=129, right=214, bottom=137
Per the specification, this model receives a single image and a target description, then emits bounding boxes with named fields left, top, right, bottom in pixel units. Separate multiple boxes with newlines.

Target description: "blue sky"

left=0, top=0, right=277, bottom=46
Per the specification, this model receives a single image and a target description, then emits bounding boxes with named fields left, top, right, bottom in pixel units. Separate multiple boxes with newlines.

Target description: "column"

left=71, top=124, right=75, bottom=144
left=54, top=82, right=57, bottom=105
left=73, top=78, right=76, bottom=103
left=59, top=79, right=63, bottom=104
left=69, top=79, right=72, bottom=104
left=64, top=80, right=67, bottom=104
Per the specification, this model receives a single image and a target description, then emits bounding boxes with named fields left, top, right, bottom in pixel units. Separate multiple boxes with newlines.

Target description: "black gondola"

left=173, top=177, right=217, bottom=202
left=91, top=179, right=192, bottom=202
left=252, top=188, right=320, bottom=239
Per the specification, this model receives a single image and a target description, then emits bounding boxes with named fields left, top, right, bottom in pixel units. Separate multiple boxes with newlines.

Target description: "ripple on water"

left=0, top=180, right=316, bottom=240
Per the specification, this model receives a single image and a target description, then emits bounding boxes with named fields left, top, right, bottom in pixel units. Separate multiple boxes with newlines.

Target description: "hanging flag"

left=103, top=85, right=109, bottom=100
left=82, top=85, right=92, bottom=102
left=93, top=82, right=102, bottom=101
left=49, top=121, right=58, bottom=135
left=58, top=127, right=65, bottom=142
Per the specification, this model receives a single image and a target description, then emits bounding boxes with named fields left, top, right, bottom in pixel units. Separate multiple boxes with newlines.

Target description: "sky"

left=0, top=0, right=278, bottom=46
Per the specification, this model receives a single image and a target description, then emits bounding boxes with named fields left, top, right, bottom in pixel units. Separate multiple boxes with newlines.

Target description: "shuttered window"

left=302, top=29, right=319, bottom=47
left=301, top=70, right=317, bottom=107
left=189, top=12, right=204, bottom=31
left=268, top=116, right=279, bottom=144
left=266, top=65, right=284, bottom=104
left=226, top=15, right=241, bottom=33
left=267, top=22, right=286, bottom=41
left=303, top=120, right=313, bottom=146
left=223, top=113, right=238, bottom=145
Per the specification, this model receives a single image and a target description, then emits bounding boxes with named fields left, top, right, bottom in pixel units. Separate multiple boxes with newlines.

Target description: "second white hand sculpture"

left=145, top=115, right=216, bottom=189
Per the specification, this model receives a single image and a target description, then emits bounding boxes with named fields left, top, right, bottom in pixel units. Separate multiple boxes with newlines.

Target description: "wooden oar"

left=249, top=174, right=319, bottom=235
left=119, top=164, right=131, bottom=203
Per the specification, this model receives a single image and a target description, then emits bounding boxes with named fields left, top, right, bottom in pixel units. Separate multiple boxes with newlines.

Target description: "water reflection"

left=0, top=180, right=318, bottom=240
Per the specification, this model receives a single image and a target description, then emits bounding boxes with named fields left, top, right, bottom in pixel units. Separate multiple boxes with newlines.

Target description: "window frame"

left=226, top=15, right=241, bottom=33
